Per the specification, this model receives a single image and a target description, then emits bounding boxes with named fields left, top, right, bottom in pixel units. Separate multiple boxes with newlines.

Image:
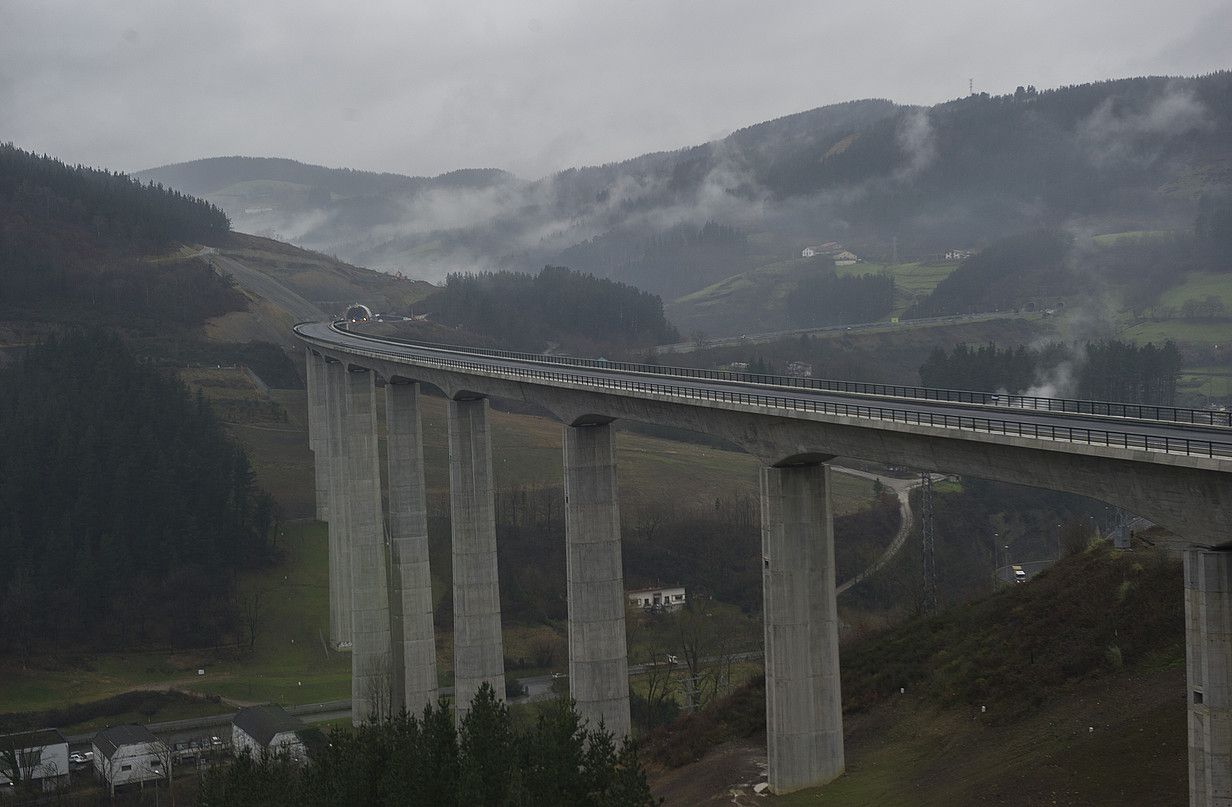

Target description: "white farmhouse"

left=0, top=729, right=69, bottom=792
left=92, top=725, right=168, bottom=793
left=833, top=250, right=859, bottom=266
left=232, top=705, right=309, bottom=763
left=627, top=586, right=687, bottom=611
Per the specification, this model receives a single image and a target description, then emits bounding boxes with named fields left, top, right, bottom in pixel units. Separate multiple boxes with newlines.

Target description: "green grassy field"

left=834, top=260, right=958, bottom=315
left=669, top=257, right=958, bottom=333
left=1091, top=229, right=1177, bottom=246
left=1118, top=318, right=1232, bottom=345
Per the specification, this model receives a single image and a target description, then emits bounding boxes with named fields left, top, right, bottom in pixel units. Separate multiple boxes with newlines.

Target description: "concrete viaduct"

left=297, top=320, right=1232, bottom=802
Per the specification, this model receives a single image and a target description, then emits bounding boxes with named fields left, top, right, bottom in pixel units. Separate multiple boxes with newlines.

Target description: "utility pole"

left=921, top=472, right=937, bottom=612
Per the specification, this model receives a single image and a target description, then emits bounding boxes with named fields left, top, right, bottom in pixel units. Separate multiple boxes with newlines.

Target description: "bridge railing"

left=333, top=323, right=1232, bottom=428
left=309, top=326, right=1232, bottom=460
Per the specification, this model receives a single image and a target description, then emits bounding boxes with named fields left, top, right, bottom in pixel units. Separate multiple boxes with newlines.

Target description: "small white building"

left=92, top=725, right=168, bottom=792
left=0, top=729, right=69, bottom=792
left=628, top=586, right=687, bottom=611
left=833, top=250, right=858, bottom=266
left=232, top=705, right=308, bottom=763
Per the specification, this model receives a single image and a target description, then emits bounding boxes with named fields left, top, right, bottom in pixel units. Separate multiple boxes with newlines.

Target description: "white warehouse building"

left=232, top=705, right=309, bottom=763
left=0, top=729, right=69, bottom=792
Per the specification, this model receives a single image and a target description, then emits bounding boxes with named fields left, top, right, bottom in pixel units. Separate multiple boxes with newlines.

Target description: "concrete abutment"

left=1186, top=548, right=1232, bottom=807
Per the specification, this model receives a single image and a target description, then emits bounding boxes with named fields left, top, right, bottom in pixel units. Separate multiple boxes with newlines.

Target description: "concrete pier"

left=323, top=359, right=352, bottom=649
left=385, top=381, right=439, bottom=715
left=344, top=368, right=392, bottom=724
left=564, top=422, right=631, bottom=738
left=1186, top=548, right=1232, bottom=807
left=305, top=350, right=330, bottom=521
left=447, top=396, right=505, bottom=715
left=760, top=462, right=843, bottom=794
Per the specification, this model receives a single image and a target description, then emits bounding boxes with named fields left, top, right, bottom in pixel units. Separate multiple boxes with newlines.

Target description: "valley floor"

left=650, top=663, right=1186, bottom=806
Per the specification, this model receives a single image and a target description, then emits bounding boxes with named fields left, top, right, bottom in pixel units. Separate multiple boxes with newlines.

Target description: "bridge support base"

left=448, top=396, right=506, bottom=715
left=323, top=359, right=351, bottom=649
left=345, top=368, right=392, bottom=724
left=564, top=422, right=631, bottom=738
left=1186, top=548, right=1232, bottom=807
left=386, top=381, right=438, bottom=716
left=761, top=463, right=843, bottom=794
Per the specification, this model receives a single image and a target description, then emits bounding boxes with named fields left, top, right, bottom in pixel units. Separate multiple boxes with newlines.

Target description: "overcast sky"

left=1, top=0, right=1228, bottom=180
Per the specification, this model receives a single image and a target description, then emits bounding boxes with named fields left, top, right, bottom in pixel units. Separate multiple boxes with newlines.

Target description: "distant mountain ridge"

left=138, top=73, right=1232, bottom=298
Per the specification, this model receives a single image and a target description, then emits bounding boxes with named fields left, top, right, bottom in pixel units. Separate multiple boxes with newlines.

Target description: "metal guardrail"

left=332, top=323, right=1232, bottom=428
left=299, top=325, right=1232, bottom=461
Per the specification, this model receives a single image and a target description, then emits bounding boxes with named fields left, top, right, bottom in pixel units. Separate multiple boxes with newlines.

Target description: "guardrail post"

left=564, top=421, right=631, bottom=739
left=761, top=462, right=843, bottom=793
left=448, top=396, right=506, bottom=716
left=385, top=381, right=439, bottom=716
left=344, top=367, right=393, bottom=724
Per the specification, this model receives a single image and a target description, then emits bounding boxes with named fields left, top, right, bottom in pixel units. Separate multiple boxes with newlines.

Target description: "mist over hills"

left=138, top=72, right=1232, bottom=300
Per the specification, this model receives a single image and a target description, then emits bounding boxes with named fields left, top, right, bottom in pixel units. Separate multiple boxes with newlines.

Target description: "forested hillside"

left=0, top=144, right=243, bottom=328
left=0, top=333, right=274, bottom=654
left=417, top=265, right=679, bottom=352
left=140, top=73, right=1232, bottom=301
left=919, top=340, right=1183, bottom=403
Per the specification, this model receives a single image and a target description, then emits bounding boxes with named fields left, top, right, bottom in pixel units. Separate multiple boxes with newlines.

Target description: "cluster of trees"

left=0, top=144, right=244, bottom=327
left=0, top=143, right=230, bottom=246
left=422, top=266, right=679, bottom=353
left=1197, top=193, right=1232, bottom=268
left=0, top=332, right=275, bottom=655
left=785, top=265, right=896, bottom=327
left=198, top=686, right=657, bottom=807
left=557, top=222, right=754, bottom=298
left=919, top=339, right=1182, bottom=404
left=907, top=230, right=1074, bottom=317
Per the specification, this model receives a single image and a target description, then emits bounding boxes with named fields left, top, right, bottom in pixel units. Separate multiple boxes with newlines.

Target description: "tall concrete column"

left=1185, top=548, right=1232, bottom=807
left=323, top=359, right=352, bottom=649
left=305, top=350, right=330, bottom=521
left=564, top=421, right=630, bottom=738
left=385, top=381, right=438, bottom=715
left=760, top=462, right=843, bottom=794
left=447, top=396, right=505, bottom=715
left=344, top=367, right=392, bottom=724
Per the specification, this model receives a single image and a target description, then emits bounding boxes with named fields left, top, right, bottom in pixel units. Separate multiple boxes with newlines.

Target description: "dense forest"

left=0, top=333, right=275, bottom=654
left=907, top=230, right=1076, bottom=317
left=919, top=340, right=1183, bottom=404
left=199, top=686, right=656, bottom=807
left=556, top=222, right=754, bottom=298
left=421, top=266, right=679, bottom=352
left=785, top=265, right=896, bottom=327
left=0, top=144, right=242, bottom=327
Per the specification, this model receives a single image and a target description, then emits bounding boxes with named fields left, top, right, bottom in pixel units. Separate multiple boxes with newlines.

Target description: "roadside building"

left=92, top=725, right=169, bottom=793
left=232, top=705, right=309, bottom=763
left=833, top=250, right=859, bottom=266
left=627, top=586, right=687, bottom=611
left=0, top=729, right=70, bottom=792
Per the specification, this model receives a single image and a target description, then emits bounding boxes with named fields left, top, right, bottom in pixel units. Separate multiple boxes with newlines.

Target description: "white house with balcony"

left=627, top=586, right=686, bottom=611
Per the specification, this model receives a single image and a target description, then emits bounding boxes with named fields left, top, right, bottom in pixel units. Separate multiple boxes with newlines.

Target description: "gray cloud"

left=3, top=0, right=1226, bottom=180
